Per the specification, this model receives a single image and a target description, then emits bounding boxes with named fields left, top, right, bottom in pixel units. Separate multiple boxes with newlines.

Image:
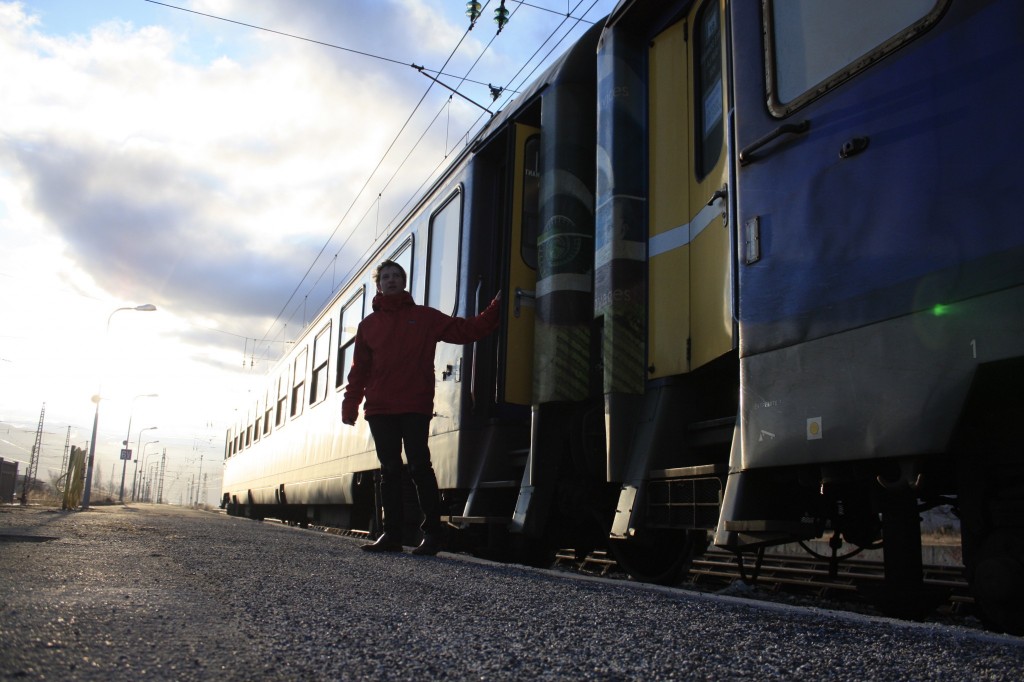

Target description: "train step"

left=686, top=416, right=735, bottom=447
left=474, top=480, right=519, bottom=489
left=444, top=515, right=513, bottom=526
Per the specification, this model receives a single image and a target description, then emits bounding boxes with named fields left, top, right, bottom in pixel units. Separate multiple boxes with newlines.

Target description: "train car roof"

left=472, top=17, right=606, bottom=151
left=254, top=18, right=608, bottom=374
left=605, top=0, right=691, bottom=32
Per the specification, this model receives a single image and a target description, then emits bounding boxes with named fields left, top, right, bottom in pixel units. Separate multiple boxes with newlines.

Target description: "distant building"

left=0, top=457, right=18, bottom=504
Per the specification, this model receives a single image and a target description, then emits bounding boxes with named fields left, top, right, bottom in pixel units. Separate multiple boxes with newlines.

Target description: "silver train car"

left=223, top=19, right=607, bottom=560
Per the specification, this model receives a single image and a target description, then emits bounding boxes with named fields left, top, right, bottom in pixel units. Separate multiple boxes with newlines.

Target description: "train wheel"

left=952, top=358, right=1024, bottom=634
left=510, top=535, right=557, bottom=569
left=971, top=528, right=1024, bottom=635
left=610, top=529, right=701, bottom=586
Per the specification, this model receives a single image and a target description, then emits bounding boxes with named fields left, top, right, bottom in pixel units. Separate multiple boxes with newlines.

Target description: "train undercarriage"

left=222, top=355, right=1024, bottom=635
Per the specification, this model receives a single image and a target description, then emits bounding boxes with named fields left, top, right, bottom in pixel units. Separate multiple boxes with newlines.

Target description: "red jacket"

left=341, top=291, right=500, bottom=422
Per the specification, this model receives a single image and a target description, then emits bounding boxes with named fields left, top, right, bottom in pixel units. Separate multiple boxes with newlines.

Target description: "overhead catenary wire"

left=147, top=1, right=609, bottom=371
left=141, top=0, right=499, bottom=94
left=143, top=0, right=490, bottom=363
left=285, top=121, right=429, bottom=337
left=249, top=9, right=482, bottom=362
left=262, top=1, right=606, bottom=369
left=514, top=0, right=597, bottom=22
left=493, top=0, right=601, bottom=113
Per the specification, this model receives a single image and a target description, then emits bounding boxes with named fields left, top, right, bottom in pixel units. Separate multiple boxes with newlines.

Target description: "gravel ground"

left=2, top=503, right=1022, bottom=681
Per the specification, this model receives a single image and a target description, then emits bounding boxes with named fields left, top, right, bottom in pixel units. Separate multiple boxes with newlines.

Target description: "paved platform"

left=2, top=504, right=1021, bottom=681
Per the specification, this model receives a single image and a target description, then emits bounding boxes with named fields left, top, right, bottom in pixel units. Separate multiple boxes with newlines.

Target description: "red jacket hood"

left=371, top=290, right=415, bottom=313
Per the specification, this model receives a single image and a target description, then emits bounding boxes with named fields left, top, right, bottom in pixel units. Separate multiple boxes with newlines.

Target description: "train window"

left=253, top=407, right=261, bottom=443
left=245, top=424, right=252, bottom=448
left=694, top=1, right=723, bottom=180
left=275, top=371, right=288, bottom=428
left=766, top=0, right=946, bottom=116
left=310, top=323, right=331, bottom=406
left=426, top=192, right=462, bottom=315
left=389, top=238, right=414, bottom=296
left=290, top=347, right=307, bottom=418
left=336, top=288, right=365, bottom=389
left=263, top=391, right=273, bottom=436
left=521, top=135, right=540, bottom=269
left=224, top=429, right=232, bottom=459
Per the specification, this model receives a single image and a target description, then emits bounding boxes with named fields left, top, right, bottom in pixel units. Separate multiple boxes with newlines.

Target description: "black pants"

left=366, top=413, right=440, bottom=537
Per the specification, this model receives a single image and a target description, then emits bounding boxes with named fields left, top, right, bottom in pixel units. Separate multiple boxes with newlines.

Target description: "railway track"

left=555, top=547, right=976, bottom=621
left=304, top=518, right=976, bottom=623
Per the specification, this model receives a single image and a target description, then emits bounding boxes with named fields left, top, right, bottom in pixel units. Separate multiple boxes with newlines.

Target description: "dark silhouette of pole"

left=82, top=304, right=156, bottom=510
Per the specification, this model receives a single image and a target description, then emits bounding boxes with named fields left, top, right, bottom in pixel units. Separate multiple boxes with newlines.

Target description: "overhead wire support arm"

left=412, top=64, right=493, bottom=115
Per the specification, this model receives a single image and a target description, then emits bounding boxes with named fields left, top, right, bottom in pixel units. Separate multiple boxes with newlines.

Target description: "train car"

left=224, top=0, right=1024, bottom=633
left=597, top=0, right=1024, bottom=633
left=222, top=20, right=613, bottom=563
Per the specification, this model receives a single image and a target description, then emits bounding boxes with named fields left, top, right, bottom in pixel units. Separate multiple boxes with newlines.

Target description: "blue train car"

left=598, top=0, right=1024, bottom=632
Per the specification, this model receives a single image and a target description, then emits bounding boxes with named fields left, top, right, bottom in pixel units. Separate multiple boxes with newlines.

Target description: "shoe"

left=361, top=533, right=403, bottom=553
left=411, top=534, right=441, bottom=556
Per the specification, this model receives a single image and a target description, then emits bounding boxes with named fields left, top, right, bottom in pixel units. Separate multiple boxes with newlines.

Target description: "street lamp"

left=137, top=440, right=158, bottom=499
left=132, top=432, right=158, bottom=501
left=82, top=304, right=157, bottom=510
left=119, top=395, right=158, bottom=503
left=146, top=461, right=160, bottom=503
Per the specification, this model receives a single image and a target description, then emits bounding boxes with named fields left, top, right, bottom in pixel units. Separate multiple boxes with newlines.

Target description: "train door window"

left=521, top=136, right=541, bottom=269
left=694, top=1, right=723, bottom=180
left=336, top=288, right=365, bottom=389
left=310, top=322, right=331, bottom=406
left=766, top=0, right=946, bottom=115
left=290, top=347, right=307, bottom=418
left=275, top=371, right=288, bottom=427
left=426, top=192, right=462, bottom=315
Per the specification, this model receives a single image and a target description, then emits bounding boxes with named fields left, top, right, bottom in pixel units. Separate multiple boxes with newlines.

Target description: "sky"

left=0, top=0, right=618, bottom=505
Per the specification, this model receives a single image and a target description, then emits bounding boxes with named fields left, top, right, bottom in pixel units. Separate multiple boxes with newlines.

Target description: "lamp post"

left=147, top=461, right=160, bottom=503
left=119, top=395, right=158, bottom=503
left=194, top=452, right=205, bottom=507
left=82, top=304, right=157, bottom=510
left=136, top=440, right=159, bottom=502
left=132, top=433, right=158, bottom=501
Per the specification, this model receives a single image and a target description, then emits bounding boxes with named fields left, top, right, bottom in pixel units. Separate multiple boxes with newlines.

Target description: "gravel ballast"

left=2, top=504, right=1022, bottom=681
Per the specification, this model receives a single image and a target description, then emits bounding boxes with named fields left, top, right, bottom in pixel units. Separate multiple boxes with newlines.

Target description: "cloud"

left=0, top=0, right=616, bottom=493
left=0, top=2, right=435, bottom=324
left=7, top=135, right=302, bottom=314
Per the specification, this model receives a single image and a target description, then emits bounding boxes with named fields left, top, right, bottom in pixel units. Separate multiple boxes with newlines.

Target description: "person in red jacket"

left=341, top=259, right=501, bottom=555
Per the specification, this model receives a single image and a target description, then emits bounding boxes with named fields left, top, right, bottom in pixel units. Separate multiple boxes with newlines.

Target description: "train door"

left=504, top=123, right=540, bottom=405
left=647, top=0, right=731, bottom=379
left=427, top=192, right=463, bottom=432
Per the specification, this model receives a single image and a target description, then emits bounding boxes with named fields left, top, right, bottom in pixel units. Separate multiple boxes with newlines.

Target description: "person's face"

left=377, top=266, right=406, bottom=296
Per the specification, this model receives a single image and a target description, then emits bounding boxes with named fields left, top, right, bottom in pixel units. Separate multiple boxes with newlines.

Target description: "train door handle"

left=707, top=185, right=729, bottom=227
left=514, top=288, right=536, bottom=318
left=707, top=186, right=727, bottom=206
left=738, top=120, right=811, bottom=166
